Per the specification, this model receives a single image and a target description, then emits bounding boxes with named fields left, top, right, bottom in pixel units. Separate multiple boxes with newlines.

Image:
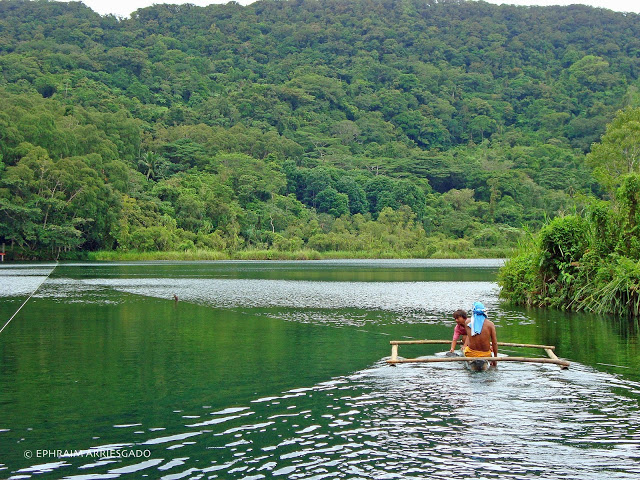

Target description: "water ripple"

left=0, top=265, right=56, bottom=297
left=5, top=262, right=639, bottom=480
left=41, top=278, right=500, bottom=325
left=20, top=361, right=635, bottom=480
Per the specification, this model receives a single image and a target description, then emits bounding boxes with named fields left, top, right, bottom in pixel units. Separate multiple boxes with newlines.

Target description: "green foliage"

left=538, top=215, right=589, bottom=277
left=336, top=177, right=368, bottom=215
left=575, top=255, right=640, bottom=317
left=2, top=0, right=635, bottom=259
left=316, top=187, right=349, bottom=217
left=586, top=107, right=640, bottom=194
left=498, top=243, right=542, bottom=306
left=500, top=176, right=640, bottom=317
left=563, top=114, right=640, bottom=312
left=587, top=199, right=620, bottom=257
left=612, top=175, right=640, bottom=258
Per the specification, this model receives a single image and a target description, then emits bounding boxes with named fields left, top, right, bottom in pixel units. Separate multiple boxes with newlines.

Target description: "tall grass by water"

left=88, top=246, right=513, bottom=262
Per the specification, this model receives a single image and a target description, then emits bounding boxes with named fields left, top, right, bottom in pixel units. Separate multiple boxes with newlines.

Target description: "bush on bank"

left=499, top=174, right=640, bottom=318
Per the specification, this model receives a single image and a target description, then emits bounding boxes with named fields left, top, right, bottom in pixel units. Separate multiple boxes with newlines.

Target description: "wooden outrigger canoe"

left=387, top=339, right=570, bottom=369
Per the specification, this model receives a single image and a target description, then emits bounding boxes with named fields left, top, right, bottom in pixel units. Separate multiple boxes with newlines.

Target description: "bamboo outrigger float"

left=387, top=340, right=570, bottom=369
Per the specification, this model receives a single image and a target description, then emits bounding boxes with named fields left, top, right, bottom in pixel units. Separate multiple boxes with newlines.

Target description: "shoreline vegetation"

left=87, top=246, right=512, bottom=262
left=499, top=107, right=640, bottom=319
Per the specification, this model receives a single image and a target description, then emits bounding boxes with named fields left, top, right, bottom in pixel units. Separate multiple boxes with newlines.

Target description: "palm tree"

left=138, top=151, right=165, bottom=181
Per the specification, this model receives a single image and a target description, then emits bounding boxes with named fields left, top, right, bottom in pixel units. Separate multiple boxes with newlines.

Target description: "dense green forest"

left=0, top=0, right=639, bottom=259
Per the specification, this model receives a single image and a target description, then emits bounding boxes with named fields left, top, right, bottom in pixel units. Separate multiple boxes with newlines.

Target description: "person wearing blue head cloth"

left=469, top=302, right=487, bottom=336
left=463, top=301, right=498, bottom=366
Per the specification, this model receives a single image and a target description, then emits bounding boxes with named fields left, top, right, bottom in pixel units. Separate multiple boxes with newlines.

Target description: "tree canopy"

left=1, top=0, right=638, bottom=258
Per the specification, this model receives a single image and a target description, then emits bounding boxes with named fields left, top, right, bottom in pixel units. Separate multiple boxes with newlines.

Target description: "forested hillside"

left=1, top=0, right=639, bottom=259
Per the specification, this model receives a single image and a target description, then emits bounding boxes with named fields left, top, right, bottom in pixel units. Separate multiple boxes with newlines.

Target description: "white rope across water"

left=0, top=263, right=58, bottom=335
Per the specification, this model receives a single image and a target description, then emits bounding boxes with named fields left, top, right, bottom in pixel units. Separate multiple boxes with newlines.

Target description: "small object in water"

left=173, top=294, right=179, bottom=302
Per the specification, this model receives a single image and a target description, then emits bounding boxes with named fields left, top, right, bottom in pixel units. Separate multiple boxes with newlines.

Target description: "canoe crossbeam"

left=388, top=339, right=569, bottom=369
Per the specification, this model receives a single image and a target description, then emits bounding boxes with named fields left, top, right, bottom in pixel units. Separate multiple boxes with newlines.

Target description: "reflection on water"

left=5, top=362, right=640, bottom=479
left=0, top=265, right=56, bottom=298
left=1, top=261, right=640, bottom=479
left=56, top=259, right=504, bottom=283
left=43, top=277, right=499, bottom=325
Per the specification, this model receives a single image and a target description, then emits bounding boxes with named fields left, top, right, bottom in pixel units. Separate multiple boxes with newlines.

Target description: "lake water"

left=1, top=259, right=639, bottom=479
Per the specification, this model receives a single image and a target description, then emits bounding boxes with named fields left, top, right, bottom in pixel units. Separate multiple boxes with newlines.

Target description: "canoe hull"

left=446, top=351, right=489, bottom=372
left=465, top=359, right=489, bottom=372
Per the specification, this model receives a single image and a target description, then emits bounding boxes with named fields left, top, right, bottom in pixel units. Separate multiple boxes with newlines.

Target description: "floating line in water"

left=0, top=263, right=57, bottom=335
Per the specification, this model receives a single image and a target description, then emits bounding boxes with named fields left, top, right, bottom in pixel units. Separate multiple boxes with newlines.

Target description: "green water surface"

left=1, top=260, right=639, bottom=479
